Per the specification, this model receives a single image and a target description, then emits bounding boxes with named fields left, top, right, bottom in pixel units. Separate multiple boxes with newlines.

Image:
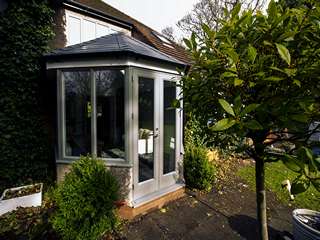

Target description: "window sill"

left=56, top=159, right=132, bottom=168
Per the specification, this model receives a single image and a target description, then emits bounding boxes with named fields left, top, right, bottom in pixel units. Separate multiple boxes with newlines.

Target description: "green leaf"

left=183, top=38, right=192, bottom=49
left=221, top=71, right=237, bottom=78
left=241, top=104, right=260, bottom=116
left=267, top=0, right=277, bottom=18
left=275, top=43, right=291, bottom=65
left=282, top=155, right=302, bottom=173
left=244, top=120, right=263, bottom=130
left=249, top=81, right=256, bottom=87
left=191, top=32, right=197, bottom=49
left=234, top=78, right=244, bottom=86
left=311, top=179, right=320, bottom=192
left=293, top=79, right=301, bottom=87
left=202, top=24, right=214, bottom=38
left=219, top=99, right=235, bottom=116
left=263, top=40, right=273, bottom=46
left=248, top=44, right=257, bottom=63
left=231, top=3, right=241, bottom=17
left=270, top=66, right=285, bottom=74
left=297, top=147, right=313, bottom=163
left=290, top=114, right=308, bottom=123
left=233, top=95, right=242, bottom=115
left=171, top=99, right=180, bottom=108
left=264, top=76, right=284, bottom=81
left=284, top=68, right=297, bottom=77
left=291, top=175, right=310, bottom=194
left=210, top=118, right=236, bottom=131
left=224, top=48, right=239, bottom=63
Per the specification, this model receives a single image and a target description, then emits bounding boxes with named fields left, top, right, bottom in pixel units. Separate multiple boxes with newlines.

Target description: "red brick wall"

left=49, top=7, right=67, bottom=49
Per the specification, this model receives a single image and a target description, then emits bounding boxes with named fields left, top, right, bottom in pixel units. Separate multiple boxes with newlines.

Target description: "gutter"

left=63, top=0, right=133, bottom=30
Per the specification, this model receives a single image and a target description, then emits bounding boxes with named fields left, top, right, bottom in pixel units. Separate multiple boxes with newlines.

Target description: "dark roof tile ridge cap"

left=121, top=34, right=184, bottom=63
left=115, top=33, right=121, bottom=49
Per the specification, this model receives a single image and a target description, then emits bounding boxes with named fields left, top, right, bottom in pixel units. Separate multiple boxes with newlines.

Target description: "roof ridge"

left=45, top=32, right=186, bottom=66
left=122, top=34, right=181, bottom=62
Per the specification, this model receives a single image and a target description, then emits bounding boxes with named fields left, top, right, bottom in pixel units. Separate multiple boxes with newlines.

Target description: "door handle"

left=153, top=128, right=159, bottom=138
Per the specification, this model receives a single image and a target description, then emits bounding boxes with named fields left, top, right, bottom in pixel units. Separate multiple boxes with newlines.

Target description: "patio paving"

left=119, top=162, right=293, bottom=240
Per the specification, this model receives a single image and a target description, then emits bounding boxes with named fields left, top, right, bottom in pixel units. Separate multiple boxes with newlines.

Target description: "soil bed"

left=2, top=184, right=42, bottom=200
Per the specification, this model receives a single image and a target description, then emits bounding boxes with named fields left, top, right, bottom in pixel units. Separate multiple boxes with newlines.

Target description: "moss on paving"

left=237, top=161, right=320, bottom=211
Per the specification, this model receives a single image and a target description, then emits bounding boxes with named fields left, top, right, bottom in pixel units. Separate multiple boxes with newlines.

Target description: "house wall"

left=50, top=8, right=67, bottom=49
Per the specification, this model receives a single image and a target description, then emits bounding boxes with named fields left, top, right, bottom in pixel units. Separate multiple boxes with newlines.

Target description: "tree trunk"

left=255, top=158, right=269, bottom=240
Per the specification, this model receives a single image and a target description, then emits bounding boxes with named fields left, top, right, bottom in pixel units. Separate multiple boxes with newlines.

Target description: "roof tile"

left=47, top=33, right=186, bottom=66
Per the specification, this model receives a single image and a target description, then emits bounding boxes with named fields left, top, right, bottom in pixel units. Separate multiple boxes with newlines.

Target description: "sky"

left=103, top=0, right=271, bottom=39
left=103, top=0, right=199, bottom=36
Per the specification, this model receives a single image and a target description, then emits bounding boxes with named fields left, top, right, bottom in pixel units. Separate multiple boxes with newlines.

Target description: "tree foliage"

left=182, top=0, right=320, bottom=192
left=161, top=26, right=176, bottom=42
left=0, top=0, right=55, bottom=192
left=182, top=1, right=320, bottom=238
left=177, top=0, right=267, bottom=36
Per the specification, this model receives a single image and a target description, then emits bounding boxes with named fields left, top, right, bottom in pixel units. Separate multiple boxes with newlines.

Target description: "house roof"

left=46, top=33, right=186, bottom=67
left=64, top=0, right=191, bottom=65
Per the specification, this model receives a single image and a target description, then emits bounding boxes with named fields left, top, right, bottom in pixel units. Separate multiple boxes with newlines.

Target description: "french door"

left=132, top=69, right=180, bottom=202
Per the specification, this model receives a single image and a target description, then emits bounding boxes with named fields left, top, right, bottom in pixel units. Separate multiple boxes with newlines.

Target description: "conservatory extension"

left=45, top=33, right=187, bottom=216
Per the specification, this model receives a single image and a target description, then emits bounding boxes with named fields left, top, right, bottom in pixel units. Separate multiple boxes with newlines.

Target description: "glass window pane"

left=138, top=77, right=154, bottom=182
left=82, top=19, right=96, bottom=42
left=96, top=23, right=111, bottom=38
left=64, top=71, right=91, bottom=157
left=67, top=16, right=81, bottom=46
left=163, top=81, right=176, bottom=174
left=96, top=70, right=125, bottom=159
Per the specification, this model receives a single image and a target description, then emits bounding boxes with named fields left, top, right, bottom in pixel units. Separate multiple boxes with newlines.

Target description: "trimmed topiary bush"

left=184, top=144, right=216, bottom=191
left=51, top=156, right=119, bottom=240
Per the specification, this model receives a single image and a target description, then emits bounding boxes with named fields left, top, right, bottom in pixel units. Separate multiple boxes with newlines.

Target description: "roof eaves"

left=45, top=50, right=186, bottom=68
left=63, top=0, right=133, bottom=30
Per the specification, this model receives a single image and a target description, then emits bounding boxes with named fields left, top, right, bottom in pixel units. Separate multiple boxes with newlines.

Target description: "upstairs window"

left=66, top=12, right=117, bottom=46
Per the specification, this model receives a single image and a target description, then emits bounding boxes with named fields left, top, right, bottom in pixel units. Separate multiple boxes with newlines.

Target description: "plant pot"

left=292, top=209, right=320, bottom=240
left=0, top=183, right=43, bottom=216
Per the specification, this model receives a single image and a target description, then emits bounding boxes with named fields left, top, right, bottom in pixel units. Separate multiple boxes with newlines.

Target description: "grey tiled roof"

left=46, top=33, right=186, bottom=66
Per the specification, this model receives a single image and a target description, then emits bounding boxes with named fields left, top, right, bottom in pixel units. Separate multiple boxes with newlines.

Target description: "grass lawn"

left=237, top=161, right=320, bottom=211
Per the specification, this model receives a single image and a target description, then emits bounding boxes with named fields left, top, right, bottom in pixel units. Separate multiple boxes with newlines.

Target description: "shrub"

left=0, top=0, right=55, bottom=193
left=184, top=144, right=216, bottom=191
left=185, top=114, right=207, bottom=147
left=51, top=156, right=120, bottom=240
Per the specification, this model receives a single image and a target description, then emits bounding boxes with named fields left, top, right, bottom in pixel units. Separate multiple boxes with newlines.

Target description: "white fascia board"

left=46, top=57, right=181, bottom=75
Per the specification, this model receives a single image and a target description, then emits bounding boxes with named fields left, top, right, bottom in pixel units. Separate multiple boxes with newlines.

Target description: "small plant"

left=184, top=144, right=216, bottom=191
left=51, top=156, right=120, bottom=240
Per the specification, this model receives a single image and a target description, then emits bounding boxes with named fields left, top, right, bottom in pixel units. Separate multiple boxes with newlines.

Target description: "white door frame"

left=159, top=77, right=182, bottom=189
left=132, top=68, right=182, bottom=203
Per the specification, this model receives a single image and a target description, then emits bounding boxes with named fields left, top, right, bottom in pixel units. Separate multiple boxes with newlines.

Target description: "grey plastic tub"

left=293, top=209, right=320, bottom=240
